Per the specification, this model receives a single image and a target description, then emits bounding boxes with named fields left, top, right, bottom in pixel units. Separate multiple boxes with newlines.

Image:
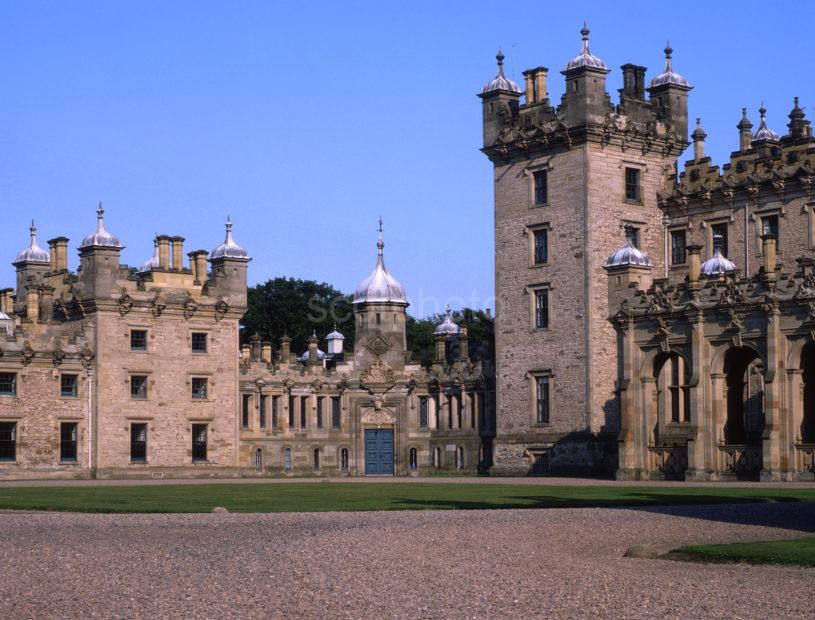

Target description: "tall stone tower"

left=479, top=27, right=690, bottom=474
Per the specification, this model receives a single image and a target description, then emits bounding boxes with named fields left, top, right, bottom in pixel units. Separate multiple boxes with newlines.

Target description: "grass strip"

left=670, top=536, right=815, bottom=567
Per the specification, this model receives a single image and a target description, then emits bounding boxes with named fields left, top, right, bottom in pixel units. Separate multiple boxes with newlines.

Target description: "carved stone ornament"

left=151, top=294, right=166, bottom=318
left=794, top=273, right=815, bottom=300
left=118, top=290, right=133, bottom=317
left=647, top=288, right=671, bottom=313
left=52, top=345, right=66, bottom=368
left=360, top=359, right=396, bottom=387
left=361, top=402, right=396, bottom=427
left=214, top=298, right=229, bottom=322
left=655, top=316, right=672, bottom=338
left=183, top=296, right=198, bottom=320
left=21, top=341, right=35, bottom=366
left=365, top=330, right=391, bottom=358
left=80, top=344, right=95, bottom=370
left=726, top=308, right=746, bottom=333
left=718, top=279, right=746, bottom=307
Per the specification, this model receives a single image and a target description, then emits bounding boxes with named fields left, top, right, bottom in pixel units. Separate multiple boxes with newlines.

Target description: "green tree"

left=241, top=277, right=355, bottom=355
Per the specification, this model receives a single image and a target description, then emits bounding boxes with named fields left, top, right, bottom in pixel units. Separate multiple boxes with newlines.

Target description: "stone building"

left=480, top=26, right=689, bottom=475
left=482, top=25, right=814, bottom=481
left=0, top=209, right=494, bottom=479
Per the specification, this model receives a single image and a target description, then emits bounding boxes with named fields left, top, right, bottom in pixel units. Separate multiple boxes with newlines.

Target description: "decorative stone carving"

left=360, top=359, right=396, bottom=387
left=151, top=294, right=166, bottom=318
left=81, top=344, right=95, bottom=370
left=118, top=290, right=133, bottom=317
left=365, top=330, right=391, bottom=358
left=214, top=299, right=229, bottom=322
left=21, top=341, right=35, bottom=366
left=52, top=344, right=65, bottom=367
left=183, top=296, right=197, bottom=320
left=646, top=288, right=671, bottom=313
left=794, top=273, right=815, bottom=300
left=717, top=279, right=746, bottom=307
left=361, top=402, right=396, bottom=426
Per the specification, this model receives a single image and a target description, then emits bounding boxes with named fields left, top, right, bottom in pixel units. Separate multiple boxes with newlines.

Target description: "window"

left=316, top=397, right=324, bottom=429
left=191, top=332, right=207, bottom=354
left=130, top=330, right=147, bottom=351
left=624, top=167, right=641, bottom=202
left=627, top=226, right=641, bottom=249
left=191, top=424, right=207, bottom=461
left=130, top=423, right=147, bottom=462
left=534, top=290, right=549, bottom=329
left=242, top=394, right=251, bottom=429
left=533, top=229, right=548, bottom=264
left=130, top=375, right=147, bottom=399
left=272, top=395, right=279, bottom=428
left=670, top=230, right=687, bottom=265
left=300, top=397, right=307, bottom=428
left=259, top=395, right=267, bottom=429
left=530, top=452, right=550, bottom=475
left=340, top=448, right=349, bottom=471
left=533, top=170, right=548, bottom=205
left=0, top=373, right=16, bottom=396
left=433, top=395, right=441, bottom=429
left=762, top=214, right=780, bottom=250
left=456, top=446, right=464, bottom=470
left=711, top=222, right=729, bottom=257
left=255, top=448, right=263, bottom=471
left=60, top=422, right=78, bottom=461
left=409, top=448, right=418, bottom=471
left=313, top=448, right=320, bottom=470
left=284, top=447, right=292, bottom=470
left=60, top=374, right=78, bottom=397
left=433, top=446, right=441, bottom=469
left=331, top=397, right=341, bottom=429
left=288, top=396, right=295, bottom=428
left=456, top=395, right=463, bottom=429
left=191, top=378, right=208, bottom=400
left=419, top=396, right=429, bottom=428
left=470, top=393, right=476, bottom=429
left=0, top=422, right=16, bottom=461
left=536, top=375, right=551, bottom=424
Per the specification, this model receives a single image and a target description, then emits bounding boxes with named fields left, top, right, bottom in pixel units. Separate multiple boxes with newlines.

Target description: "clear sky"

left=1, top=1, right=812, bottom=316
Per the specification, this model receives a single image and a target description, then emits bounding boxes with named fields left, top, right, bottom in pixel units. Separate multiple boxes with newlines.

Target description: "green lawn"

left=672, top=537, right=815, bottom=567
left=0, top=482, right=813, bottom=513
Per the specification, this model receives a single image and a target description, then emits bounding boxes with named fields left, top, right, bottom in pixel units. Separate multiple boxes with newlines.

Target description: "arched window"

left=409, top=448, right=417, bottom=471
left=313, top=448, right=320, bottom=470
left=340, top=448, right=349, bottom=471
left=456, top=446, right=464, bottom=470
left=433, top=446, right=441, bottom=469
left=283, top=447, right=292, bottom=470
left=255, top=448, right=263, bottom=472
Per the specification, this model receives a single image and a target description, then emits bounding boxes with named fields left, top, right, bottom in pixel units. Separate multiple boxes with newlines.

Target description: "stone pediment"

left=361, top=405, right=396, bottom=427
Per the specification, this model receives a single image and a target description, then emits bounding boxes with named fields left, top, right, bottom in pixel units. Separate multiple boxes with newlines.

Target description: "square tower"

left=480, top=28, right=690, bottom=475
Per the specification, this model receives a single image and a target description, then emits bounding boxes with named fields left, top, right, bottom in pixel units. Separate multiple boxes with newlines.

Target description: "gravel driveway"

left=0, top=502, right=812, bottom=618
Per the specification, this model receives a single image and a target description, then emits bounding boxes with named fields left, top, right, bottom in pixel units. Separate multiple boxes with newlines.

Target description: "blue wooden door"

left=365, top=429, right=394, bottom=475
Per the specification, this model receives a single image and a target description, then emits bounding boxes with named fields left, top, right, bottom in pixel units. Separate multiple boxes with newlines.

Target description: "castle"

left=0, top=210, right=494, bottom=479
left=481, top=25, right=815, bottom=480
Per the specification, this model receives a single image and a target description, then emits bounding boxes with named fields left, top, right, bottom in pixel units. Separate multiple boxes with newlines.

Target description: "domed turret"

left=563, top=23, right=608, bottom=73
left=79, top=203, right=122, bottom=250
left=210, top=216, right=249, bottom=261
left=606, top=226, right=653, bottom=268
left=481, top=49, right=522, bottom=95
left=138, top=236, right=160, bottom=274
left=353, top=222, right=407, bottom=306
left=13, top=221, right=50, bottom=265
left=649, top=43, right=690, bottom=89
left=434, top=305, right=461, bottom=335
left=701, top=234, right=736, bottom=276
left=752, top=105, right=781, bottom=142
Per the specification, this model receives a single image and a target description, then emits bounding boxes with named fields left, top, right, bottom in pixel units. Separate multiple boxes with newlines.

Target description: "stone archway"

left=720, top=346, right=764, bottom=479
left=801, top=341, right=815, bottom=444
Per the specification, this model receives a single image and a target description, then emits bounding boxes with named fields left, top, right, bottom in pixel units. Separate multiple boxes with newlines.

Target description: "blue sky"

left=1, top=1, right=812, bottom=316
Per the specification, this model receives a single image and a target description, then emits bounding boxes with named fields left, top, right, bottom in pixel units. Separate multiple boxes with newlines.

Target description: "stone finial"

left=692, top=118, right=707, bottom=161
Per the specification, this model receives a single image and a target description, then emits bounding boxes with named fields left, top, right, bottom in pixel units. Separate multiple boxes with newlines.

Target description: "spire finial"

left=377, top=217, right=384, bottom=254
left=759, top=102, right=767, bottom=118
left=580, top=22, right=590, bottom=54
left=495, top=48, right=505, bottom=77
left=97, top=201, right=104, bottom=220
left=664, top=40, right=672, bottom=58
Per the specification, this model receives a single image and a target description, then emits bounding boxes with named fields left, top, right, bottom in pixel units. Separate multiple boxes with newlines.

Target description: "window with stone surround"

left=60, top=422, right=78, bottom=462
left=624, top=167, right=641, bottom=203
left=288, top=396, right=295, bottom=428
left=241, top=394, right=251, bottom=429
left=710, top=222, right=729, bottom=258
left=0, top=422, right=16, bottom=461
left=761, top=214, right=780, bottom=250
left=300, top=397, right=307, bottom=428
left=61, top=374, right=78, bottom=398
left=316, top=397, right=324, bottom=429
left=130, top=423, right=147, bottom=462
left=130, top=329, right=147, bottom=352
left=284, top=447, right=292, bottom=470
left=259, top=395, right=267, bottom=429
left=531, top=227, right=548, bottom=264
left=670, top=229, right=687, bottom=265
left=530, top=371, right=553, bottom=426
left=331, top=396, right=341, bottom=429
left=272, top=395, right=279, bottom=428
left=531, top=288, right=549, bottom=330
left=191, top=332, right=208, bottom=354
left=419, top=396, right=429, bottom=428
left=533, top=170, right=548, bottom=205
left=130, top=375, right=147, bottom=399
left=0, top=373, right=17, bottom=396
left=191, top=377, right=208, bottom=400
left=340, top=448, right=348, bottom=471
left=191, top=424, right=207, bottom=462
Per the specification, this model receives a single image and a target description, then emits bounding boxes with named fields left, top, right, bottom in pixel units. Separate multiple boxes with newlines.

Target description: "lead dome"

left=434, top=305, right=461, bottom=335
left=648, top=43, right=691, bottom=89
left=210, top=217, right=250, bottom=260
left=352, top=225, right=407, bottom=306
left=13, top=221, right=50, bottom=265
left=481, top=49, right=521, bottom=94
left=79, top=204, right=122, bottom=250
left=563, top=23, right=608, bottom=73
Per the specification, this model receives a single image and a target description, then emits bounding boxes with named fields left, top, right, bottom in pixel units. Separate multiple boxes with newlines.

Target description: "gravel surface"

left=0, top=502, right=813, bottom=618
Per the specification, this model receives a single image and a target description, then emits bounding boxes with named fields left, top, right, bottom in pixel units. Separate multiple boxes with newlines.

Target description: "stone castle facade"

left=481, top=26, right=815, bottom=480
left=0, top=212, right=494, bottom=479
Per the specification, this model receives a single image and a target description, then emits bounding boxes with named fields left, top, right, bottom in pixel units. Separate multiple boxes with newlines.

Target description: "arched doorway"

left=801, top=341, right=815, bottom=443
left=721, top=346, right=764, bottom=479
left=648, top=352, right=690, bottom=480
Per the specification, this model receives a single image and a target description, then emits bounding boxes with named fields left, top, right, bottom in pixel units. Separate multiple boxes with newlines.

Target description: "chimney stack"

left=188, top=250, right=208, bottom=285
left=171, top=236, right=185, bottom=271
left=279, top=334, right=291, bottom=364
left=261, top=341, right=272, bottom=364
left=458, top=327, right=469, bottom=362
left=157, top=235, right=171, bottom=270
left=522, top=67, right=548, bottom=104
left=737, top=108, right=753, bottom=152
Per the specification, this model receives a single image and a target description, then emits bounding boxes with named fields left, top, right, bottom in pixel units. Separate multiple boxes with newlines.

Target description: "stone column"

left=761, top=302, right=782, bottom=481
left=786, top=368, right=804, bottom=478
left=434, top=334, right=446, bottom=364
left=279, top=335, right=291, bottom=365
left=685, top=312, right=708, bottom=480
left=710, top=373, right=725, bottom=479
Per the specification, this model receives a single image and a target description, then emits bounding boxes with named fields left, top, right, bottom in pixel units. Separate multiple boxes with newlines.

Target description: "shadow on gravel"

left=391, top=495, right=815, bottom=532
